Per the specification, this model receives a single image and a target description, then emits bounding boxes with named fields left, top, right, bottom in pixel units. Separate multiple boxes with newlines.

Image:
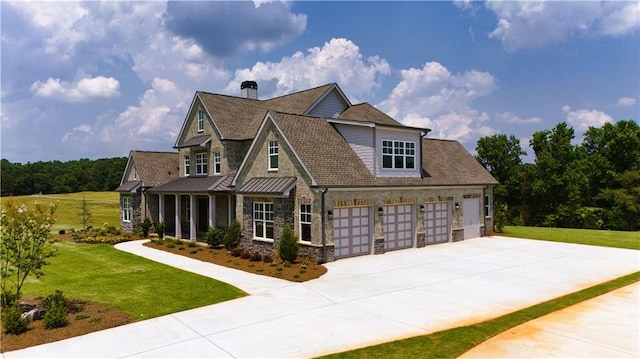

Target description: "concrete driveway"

left=3, top=236, right=638, bottom=358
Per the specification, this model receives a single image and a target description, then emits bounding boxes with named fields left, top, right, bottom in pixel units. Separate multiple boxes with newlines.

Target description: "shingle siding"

left=307, top=90, right=348, bottom=118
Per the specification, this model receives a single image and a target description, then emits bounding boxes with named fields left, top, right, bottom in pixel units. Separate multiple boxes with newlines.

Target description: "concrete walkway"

left=3, top=237, right=638, bottom=358
left=460, top=282, right=639, bottom=358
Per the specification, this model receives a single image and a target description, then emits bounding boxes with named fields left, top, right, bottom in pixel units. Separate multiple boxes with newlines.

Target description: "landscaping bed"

left=1, top=298, right=131, bottom=352
left=144, top=239, right=327, bottom=282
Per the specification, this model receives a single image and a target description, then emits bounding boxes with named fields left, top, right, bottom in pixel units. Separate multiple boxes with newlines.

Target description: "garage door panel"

left=425, top=202, right=451, bottom=245
left=383, top=204, right=415, bottom=251
left=333, top=207, right=372, bottom=259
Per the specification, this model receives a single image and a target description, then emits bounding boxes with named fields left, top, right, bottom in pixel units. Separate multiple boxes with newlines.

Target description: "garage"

left=383, top=204, right=415, bottom=251
left=424, top=201, right=451, bottom=245
left=333, top=206, right=372, bottom=258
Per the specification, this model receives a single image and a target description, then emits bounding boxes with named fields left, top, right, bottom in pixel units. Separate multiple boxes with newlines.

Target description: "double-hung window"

left=300, top=204, right=311, bottom=242
left=268, top=140, right=278, bottom=170
left=195, top=152, right=208, bottom=175
left=184, top=155, right=190, bottom=176
left=197, top=110, right=205, bottom=132
left=253, top=202, right=274, bottom=240
left=485, top=195, right=491, bottom=218
left=382, top=140, right=415, bottom=169
left=122, top=196, right=131, bottom=222
left=213, top=152, right=221, bottom=174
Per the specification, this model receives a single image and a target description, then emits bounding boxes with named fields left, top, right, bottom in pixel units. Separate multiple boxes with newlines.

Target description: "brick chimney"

left=241, top=81, right=258, bottom=100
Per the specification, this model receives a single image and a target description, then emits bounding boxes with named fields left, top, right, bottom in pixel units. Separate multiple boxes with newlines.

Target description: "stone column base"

left=373, top=237, right=385, bottom=255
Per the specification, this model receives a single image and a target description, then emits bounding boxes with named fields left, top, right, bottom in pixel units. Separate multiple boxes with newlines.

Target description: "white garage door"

left=333, top=207, right=372, bottom=258
left=463, top=198, right=480, bottom=240
left=424, top=202, right=451, bottom=245
left=383, top=204, right=415, bottom=251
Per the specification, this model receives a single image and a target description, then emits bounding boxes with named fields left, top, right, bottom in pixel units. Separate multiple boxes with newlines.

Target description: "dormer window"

left=268, top=140, right=278, bottom=171
left=195, top=152, right=208, bottom=175
left=197, top=109, right=205, bottom=132
left=382, top=140, right=415, bottom=169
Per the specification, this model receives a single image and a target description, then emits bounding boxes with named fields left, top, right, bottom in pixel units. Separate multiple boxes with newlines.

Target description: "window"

left=133, top=168, right=138, bottom=180
left=197, top=110, right=205, bottom=132
left=195, top=152, right=208, bottom=175
left=122, top=196, right=131, bottom=222
left=485, top=195, right=491, bottom=218
left=253, top=202, right=274, bottom=240
left=214, top=152, right=221, bottom=174
left=184, top=155, right=190, bottom=176
left=300, top=204, right=311, bottom=242
left=268, top=140, right=278, bottom=170
left=382, top=140, right=415, bottom=169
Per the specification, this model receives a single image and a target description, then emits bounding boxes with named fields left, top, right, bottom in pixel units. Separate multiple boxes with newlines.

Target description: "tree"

left=224, top=220, right=242, bottom=250
left=0, top=200, right=58, bottom=306
left=77, top=193, right=92, bottom=231
left=278, top=225, right=299, bottom=262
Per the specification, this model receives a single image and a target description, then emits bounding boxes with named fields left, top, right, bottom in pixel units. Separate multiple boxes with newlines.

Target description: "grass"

left=1, top=192, right=120, bottom=232
left=22, top=240, right=247, bottom=320
left=502, top=225, right=640, bottom=250
left=319, top=271, right=640, bottom=359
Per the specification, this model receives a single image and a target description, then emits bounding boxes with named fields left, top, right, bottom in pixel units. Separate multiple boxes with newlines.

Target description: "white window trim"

left=184, top=155, right=190, bottom=176
left=382, top=140, right=416, bottom=170
left=485, top=195, right=492, bottom=218
left=253, top=202, right=274, bottom=241
left=197, top=110, right=205, bottom=132
left=268, top=140, right=278, bottom=171
left=214, top=152, right=221, bottom=175
left=195, top=152, right=208, bottom=176
left=122, top=196, right=131, bottom=223
left=299, top=204, right=312, bottom=243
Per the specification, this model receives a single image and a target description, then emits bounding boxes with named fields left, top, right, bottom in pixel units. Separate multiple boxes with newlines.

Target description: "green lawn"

left=319, top=272, right=640, bottom=359
left=22, top=241, right=246, bottom=320
left=502, top=226, right=640, bottom=250
left=1, top=192, right=120, bottom=232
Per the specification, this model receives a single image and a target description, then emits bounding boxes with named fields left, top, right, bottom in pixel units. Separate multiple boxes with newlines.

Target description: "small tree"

left=278, top=225, right=299, bottom=262
left=77, top=193, right=92, bottom=231
left=140, top=217, right=152, bottom=237
left=1, top=200, right=58, bottom=306
left=204, top=227, right=225, bottom=248
left=43, top=290, right=69, bottom=329
left=155, top=221, right=165, bottom=239
left=223, top=220, right=242, bottom=250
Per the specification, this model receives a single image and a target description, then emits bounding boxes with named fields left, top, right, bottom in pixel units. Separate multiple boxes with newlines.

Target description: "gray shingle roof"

left=148, top=175, right=233, bottom=193
left=130, top=151, right=180, bottom=187
left=238, top=177, right=296, bottom=195
left=337, top=103, right=404, bottom=127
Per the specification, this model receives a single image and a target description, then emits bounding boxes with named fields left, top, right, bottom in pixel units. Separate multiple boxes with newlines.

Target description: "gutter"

left=320, top=187, right=327, bottom=264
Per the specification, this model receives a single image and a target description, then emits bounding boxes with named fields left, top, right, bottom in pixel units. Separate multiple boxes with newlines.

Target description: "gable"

left=174, top=95, right=221, bottom=147
left=306, top=87, right=350, bottom=118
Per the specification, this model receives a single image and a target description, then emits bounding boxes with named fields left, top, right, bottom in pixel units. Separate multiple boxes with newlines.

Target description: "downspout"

left=320, top=187, right=327, bottom=264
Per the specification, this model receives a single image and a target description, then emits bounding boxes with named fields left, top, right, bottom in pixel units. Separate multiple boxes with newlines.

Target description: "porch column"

left=189, top=194, right=196, bottom=240
left=175, top=195, right=182, bottom=239
left=209, top=194, right=216, bottom=228
left=227, top=194, right=233, bottom=226
left=158, top=194, right=165, bottom=223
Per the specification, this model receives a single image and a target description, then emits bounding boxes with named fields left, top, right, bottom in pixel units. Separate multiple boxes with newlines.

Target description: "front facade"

left=117, top=82, right=497, bottom=261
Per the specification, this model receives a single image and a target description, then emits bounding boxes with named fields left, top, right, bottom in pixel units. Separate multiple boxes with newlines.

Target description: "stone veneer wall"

left=120, top=193, right=142, bottom=232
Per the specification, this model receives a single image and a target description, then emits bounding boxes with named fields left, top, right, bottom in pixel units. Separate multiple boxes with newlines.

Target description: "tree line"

left=476, top=120, right=639, bottom=231
left=1, top=157, right=127, bottom=196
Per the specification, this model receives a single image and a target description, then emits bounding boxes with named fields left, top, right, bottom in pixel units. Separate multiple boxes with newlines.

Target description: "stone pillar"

left=416, top=204, right=426, bottom=248
left=175, top=195, right=182, bottom=239
left=189, top=194, right=196, bottom=240
left=227, top=194, right=233, bottom=226
left=208, top=195, right=216, bottom=229
left=373, top=206, right=384, bottom=255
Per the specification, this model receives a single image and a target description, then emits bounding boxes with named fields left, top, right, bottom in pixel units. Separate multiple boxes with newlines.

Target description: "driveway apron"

left=3, top=237, right=638, bottom=358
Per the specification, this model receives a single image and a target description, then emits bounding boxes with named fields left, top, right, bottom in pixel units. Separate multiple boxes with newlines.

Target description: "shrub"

left=140, top=218, right=152, bottom=237
left=204, top=227, right=225, bottom=248
left=2, top=305, right=28, bottom=334
left=43, top=290, right=69, bottom=329
left=224, top=220, right=242, bottom=250
left=155, top=222, right=165, bottom=239
left=240, top=250, right=251, bottom=260
left=187, top=241, right=196, bottom=248
left=58, top=229, right=66, bottom=235
left=230, top=248, right=243, bottom=257
left=278, top=225, right=299, bottom=262
left=250, top=252, right=262, bottom=262
left=262, top=253, right=273, bottom=263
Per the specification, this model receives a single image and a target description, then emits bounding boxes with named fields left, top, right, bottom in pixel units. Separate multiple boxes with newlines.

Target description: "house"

left=116, top=82, right=498, bottom=262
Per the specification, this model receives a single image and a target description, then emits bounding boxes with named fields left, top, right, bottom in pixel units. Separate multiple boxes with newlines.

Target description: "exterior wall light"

left=327, top=210, right=333, bottom=221
left=378, top=207, right=384, bottom=217
left=419, top=204, right=425, bottom=213
left=455, top=202, right=460, bottom=210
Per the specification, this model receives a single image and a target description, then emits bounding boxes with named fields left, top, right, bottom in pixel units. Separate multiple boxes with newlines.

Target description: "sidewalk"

left=3, top=237, right=638, bottom=358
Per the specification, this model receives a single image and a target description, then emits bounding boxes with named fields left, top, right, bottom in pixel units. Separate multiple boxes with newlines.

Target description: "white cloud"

left=31, top=76, right=120, bottom=102
left=618, top=97, right=637, bottom=106
left=562, top=105, right=613, bottom=132
left=62, top=124, right=92, bottom=143
left=496, top=112, right=542, bottom=125
left=226, top=38, right=391, bottom=100
left=377, top=61, right=497, bottom=143
left=486, top=1, right=640, bottom=51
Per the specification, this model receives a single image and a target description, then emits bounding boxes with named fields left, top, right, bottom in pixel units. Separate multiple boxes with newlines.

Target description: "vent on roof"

left=241, top=81, right=258, bottom=100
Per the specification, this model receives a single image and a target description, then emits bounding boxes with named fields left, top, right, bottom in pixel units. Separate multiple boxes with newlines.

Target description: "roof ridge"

left=131, top=150, right=179, bottom=154
left=263, top=83, right=335, bottom=102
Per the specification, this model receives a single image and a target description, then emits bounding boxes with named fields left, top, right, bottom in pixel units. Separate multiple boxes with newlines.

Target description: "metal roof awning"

left=174, top=135, right=212, bottom=148
left=115, top=181, right=142, bottom=193
left=147, top=176, right=232, bottom=193
left=238, top=177, right=297, bottom=196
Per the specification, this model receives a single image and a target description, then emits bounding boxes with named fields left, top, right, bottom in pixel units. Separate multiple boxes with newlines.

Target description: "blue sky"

left=1, top=1, right=638, bottom=163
